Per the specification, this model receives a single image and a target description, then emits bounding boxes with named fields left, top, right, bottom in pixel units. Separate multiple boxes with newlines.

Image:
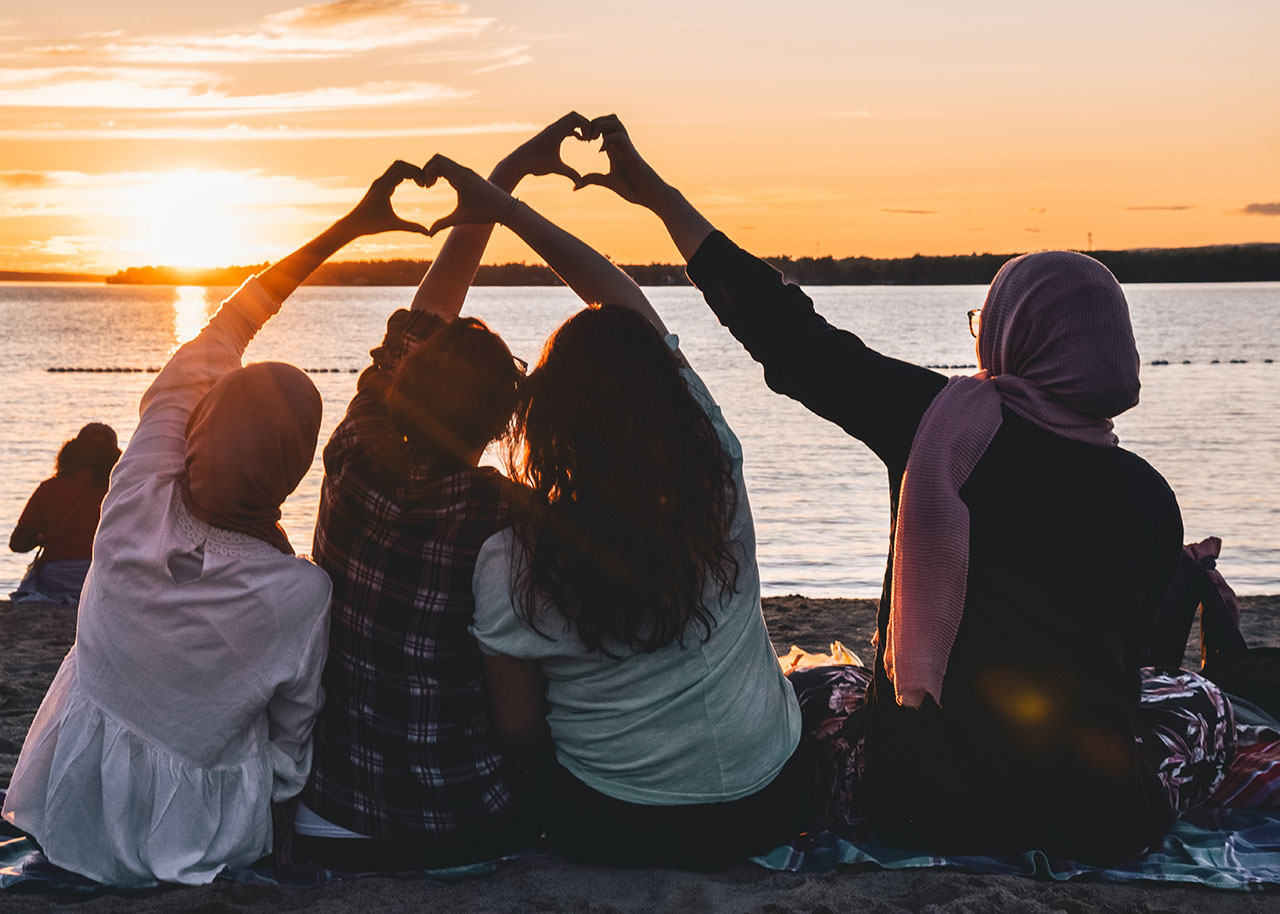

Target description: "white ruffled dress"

left=2, top=279, right=332, bottom=886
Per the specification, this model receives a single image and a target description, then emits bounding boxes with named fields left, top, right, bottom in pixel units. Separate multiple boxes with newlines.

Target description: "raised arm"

left=576, top=114, right=715, bottom=262
left=422, top=154, right=673, bottom=342
left=410, top=113, right=593, bottom=319
left=258, top=160, right=430, bottom=303
left=114, top=162, right=431, bottom=489
left=574, top=116, right=946, bottom=466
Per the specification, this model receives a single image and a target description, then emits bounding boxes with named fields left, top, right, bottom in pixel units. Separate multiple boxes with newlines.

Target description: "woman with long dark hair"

left=10, top=423, right=121, bottom=605
left=420, top=155, right=810, bottom=869
left=508, top=304, right=739, bottom=654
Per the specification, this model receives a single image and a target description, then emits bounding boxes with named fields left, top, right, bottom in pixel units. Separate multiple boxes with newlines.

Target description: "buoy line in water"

left=922, top=359, right=1275, bottom=370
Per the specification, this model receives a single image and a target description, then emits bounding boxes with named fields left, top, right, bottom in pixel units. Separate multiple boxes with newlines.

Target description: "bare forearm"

left=648, top=184, right=716, bottom=263
left=503, top=200, right=667, bottom=333
left=256, top=217, right=361, bottom=309
left=256, top=161, right=430, bottom=309
left=577, top=115, right=716, bottom=261
left=410, top=160, right=525, bottom=317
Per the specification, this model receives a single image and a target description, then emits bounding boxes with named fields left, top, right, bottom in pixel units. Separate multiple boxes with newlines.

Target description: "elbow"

left=9, top=529, right=36, bottom=553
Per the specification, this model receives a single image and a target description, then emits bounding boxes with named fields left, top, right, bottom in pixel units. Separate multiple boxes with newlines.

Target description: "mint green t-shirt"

left=470, top=343, right=801, bottom=806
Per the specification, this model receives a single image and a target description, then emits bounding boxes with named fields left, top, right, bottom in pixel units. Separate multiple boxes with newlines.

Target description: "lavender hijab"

left=180, top=361, right=322, bottom=555
left=885, top=251, right=1141, bottom=709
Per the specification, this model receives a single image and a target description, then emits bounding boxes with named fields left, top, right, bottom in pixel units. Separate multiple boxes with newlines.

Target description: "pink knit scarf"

left=885, top=251, right=1141, bottom=709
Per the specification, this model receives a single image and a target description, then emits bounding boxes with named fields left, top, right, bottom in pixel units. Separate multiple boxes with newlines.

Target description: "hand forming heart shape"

left=505, top=110, right=599, bottom=186
left=362, top=112, right=635, bottom=238
left=342, top=160, right=432, bottom=238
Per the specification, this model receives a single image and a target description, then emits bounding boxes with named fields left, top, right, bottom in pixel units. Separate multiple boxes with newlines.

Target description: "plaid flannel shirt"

left=302, top=308, right=520, bottom=841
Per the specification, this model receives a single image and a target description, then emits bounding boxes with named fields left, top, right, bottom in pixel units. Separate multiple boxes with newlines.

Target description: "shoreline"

left=1, top=595, right=1276, bottom=912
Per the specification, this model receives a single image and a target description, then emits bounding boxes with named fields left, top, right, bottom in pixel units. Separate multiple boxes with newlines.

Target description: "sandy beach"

left=2, top=595, right=1277, bottom=912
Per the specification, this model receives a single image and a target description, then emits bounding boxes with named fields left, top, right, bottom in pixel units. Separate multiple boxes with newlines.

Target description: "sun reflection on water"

left=172, top=286, right=214, bottom=348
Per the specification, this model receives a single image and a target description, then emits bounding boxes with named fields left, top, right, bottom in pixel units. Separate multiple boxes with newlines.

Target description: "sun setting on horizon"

left=1, top=1, right=1277, bottom=274
left=119, top=171, right=269, bottom=269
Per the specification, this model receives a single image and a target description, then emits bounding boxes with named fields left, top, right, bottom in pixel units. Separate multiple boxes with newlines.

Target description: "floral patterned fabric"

left=1135, top=668, right=1236, bottom=813
left=787, top=665, right=1235, bottom=827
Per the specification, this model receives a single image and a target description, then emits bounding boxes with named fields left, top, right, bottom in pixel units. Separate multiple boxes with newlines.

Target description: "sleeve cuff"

left=199, top=276, right=278, bottom=351
left=684, top=230, right=738, bottom=288
left=228, top=276, right=277, bottom=329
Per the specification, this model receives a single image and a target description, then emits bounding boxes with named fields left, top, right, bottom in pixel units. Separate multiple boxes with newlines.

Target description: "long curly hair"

left=507, top=305, right=739, bottom=653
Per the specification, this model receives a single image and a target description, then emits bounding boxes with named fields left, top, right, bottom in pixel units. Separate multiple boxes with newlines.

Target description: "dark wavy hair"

left=507, top=305, right=740, bottom=653
left=55, top=426, right=121, bottom=488
left=386, top=317, right=522, bottom=468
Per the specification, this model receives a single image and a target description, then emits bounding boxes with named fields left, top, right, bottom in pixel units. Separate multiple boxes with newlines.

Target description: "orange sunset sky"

left=2, top=0, right=1278, bottom=273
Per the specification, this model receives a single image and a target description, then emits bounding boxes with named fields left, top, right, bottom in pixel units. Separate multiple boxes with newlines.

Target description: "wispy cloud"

left=1241, top=202, right=1280, bottom=216
left=1025, top=227, right=1042, bottom=233
left=1124, top=205, right=1195, bottom=211
left=28, top=0, right=491, bottom=63
left=0, top=171, right=50, bottom=189
left=0, top=67, right=466, bottom=112
left=0, top=168, right=357, bottom=220
left=2, top=120, right=538, bottom=141
left=470, top=46, right=534, bottom=74
left=881, top=208, right=938, bottom=215
left=35, top=236, right=107, bottom=257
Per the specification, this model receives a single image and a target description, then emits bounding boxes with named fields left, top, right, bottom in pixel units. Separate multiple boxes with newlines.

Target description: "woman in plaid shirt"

left=298, top=115, right=662, bottom=871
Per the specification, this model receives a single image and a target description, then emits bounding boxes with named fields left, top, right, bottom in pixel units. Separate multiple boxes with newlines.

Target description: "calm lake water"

left=1, top=281, right=1277, bottom=597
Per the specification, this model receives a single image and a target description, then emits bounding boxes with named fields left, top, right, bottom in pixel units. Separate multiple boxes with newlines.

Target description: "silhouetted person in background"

left=10, top=423, right=121, bottom=606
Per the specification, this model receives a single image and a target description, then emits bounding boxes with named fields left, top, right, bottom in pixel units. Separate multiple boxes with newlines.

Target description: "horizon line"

left=8, top=239, right=1280, bottom=281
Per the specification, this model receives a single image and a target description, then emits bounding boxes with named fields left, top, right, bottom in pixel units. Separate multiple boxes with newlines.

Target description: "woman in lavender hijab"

left=573, top=115, right=1235, bottom=863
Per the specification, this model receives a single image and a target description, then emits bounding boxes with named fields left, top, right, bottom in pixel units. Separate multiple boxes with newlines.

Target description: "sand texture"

left=2, top=595, right=1278, bottom=912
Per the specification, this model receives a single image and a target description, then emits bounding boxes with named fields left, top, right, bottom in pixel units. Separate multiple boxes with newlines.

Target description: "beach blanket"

left=1, top=802, right=496, bottom=894
left=751, top=807, right=1280, bottom=890
left=4, top=786, right=1279, bottom=895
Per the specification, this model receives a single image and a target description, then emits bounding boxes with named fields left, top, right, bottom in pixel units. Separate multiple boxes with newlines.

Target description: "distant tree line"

left=1, top=270, right=106, bottom=282
left=104, top=243, right=1280, bottom=287
left=760, top=244, right=1280, bottom=285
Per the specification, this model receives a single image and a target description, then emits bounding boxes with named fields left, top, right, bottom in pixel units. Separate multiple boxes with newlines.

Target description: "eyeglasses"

left=967, top=309, right=982, bottom=339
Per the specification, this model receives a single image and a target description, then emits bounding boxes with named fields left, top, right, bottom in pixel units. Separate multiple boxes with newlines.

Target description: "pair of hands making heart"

left=340, top=113, right=667, bottom=240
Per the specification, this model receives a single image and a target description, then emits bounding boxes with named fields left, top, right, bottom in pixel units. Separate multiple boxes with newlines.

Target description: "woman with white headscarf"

left=3, top=163, right=433, bottom=886
left=576, top=116, right=1234, bottom=863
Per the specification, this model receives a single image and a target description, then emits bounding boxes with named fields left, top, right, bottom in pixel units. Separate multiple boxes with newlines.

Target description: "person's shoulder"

left=475, top=525, right=518, bottom=569
left=472, top=527, right=521, bottom=620
left=25, top=475, right=61, bottom=505
left=457, top=467, right=536, bottom=523
left=1110, top=446, right=1179, bottom=506
left=277, top=555, right=334, bottom=615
